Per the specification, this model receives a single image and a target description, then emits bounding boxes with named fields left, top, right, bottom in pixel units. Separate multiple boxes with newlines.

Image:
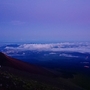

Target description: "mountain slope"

left=0, top=52, right=53, bottom=76
left=0, top=52, right=86, bottom=90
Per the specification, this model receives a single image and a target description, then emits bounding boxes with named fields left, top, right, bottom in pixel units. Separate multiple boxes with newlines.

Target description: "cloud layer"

left=59, top=54, right=78, bottom=58
left=4, top=42, right=90, bottom=53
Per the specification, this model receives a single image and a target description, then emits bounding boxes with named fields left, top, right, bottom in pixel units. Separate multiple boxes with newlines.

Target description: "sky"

left=0, top=0, right=90, bottom=43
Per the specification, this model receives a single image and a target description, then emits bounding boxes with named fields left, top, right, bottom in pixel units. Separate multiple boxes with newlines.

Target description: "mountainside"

left=0, top=52, right=53, bottom=76
left=0, top=52, right=86, bottom=90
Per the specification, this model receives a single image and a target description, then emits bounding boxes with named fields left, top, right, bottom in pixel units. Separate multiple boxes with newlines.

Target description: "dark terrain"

left=0, top=52, right=88, bottom=90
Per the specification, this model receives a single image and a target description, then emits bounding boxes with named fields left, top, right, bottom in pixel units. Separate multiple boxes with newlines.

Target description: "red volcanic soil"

left=0, top=52, right=53, bottom=76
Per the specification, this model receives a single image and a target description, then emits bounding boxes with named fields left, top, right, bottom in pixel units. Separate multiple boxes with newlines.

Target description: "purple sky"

left=0, top=0, right=90, bottom=42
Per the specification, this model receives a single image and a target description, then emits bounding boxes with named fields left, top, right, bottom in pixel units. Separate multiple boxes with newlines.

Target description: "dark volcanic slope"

left=0, top=52, right=53, bottom=76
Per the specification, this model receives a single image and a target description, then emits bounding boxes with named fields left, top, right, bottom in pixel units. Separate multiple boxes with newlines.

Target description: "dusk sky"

left=0, top=0, right=90, bottom=42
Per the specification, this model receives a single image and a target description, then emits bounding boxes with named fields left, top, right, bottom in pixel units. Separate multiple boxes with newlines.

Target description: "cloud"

left=84, top=66, right=90, bottom=68
left=4, top=42, right=90, bottom=53
left=59, top=54, right=78, bottom=58
left=49, top=52, right=56, bottom=55
left=18, top=44, right=53, bottom=51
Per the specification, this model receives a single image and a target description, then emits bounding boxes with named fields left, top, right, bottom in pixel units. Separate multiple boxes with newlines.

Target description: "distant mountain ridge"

left=0, top=52, right=53, bottom=76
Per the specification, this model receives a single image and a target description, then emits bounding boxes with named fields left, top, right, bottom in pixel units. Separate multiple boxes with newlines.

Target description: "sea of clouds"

left=2, top=42, right=90, bottom=53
